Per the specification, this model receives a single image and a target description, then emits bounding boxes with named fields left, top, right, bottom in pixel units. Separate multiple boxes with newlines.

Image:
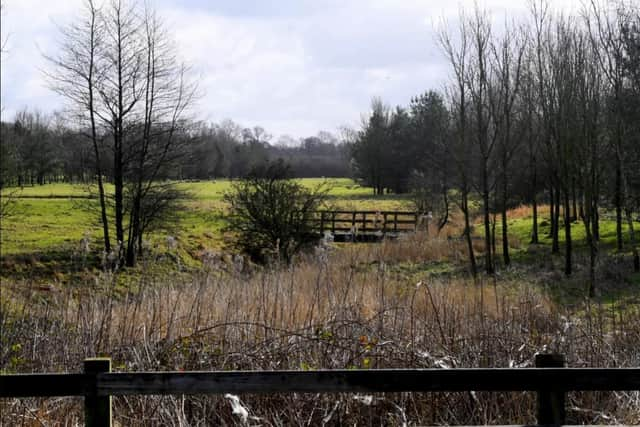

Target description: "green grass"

left=1, top=183, right=108, bottom=198
left=1, top=198, right=101, bottom=255
left=0, top=179, right=411, bottom=278
left=505, top=214, right=639, bottom=250
left=486, top=212, right=640, bottom=309
left=173, top=178, right=388, bottom=200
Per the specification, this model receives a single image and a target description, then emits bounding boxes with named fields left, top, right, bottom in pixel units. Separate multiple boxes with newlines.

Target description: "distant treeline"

left=0, top=115, right=350, bottom=187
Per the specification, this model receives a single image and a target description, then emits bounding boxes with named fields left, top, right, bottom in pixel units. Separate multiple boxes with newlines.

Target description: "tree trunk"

left=588, top=233, right=596, bottom=297
left=615, top=158, right=623, bottom=251
left=87, top=5, right=110, bottom=254
left=482, top=162, right=494, bottom=274
left=593, top=204, right=600, bottom=242
left=462, top=185, right=477, bottom=278
left=438, top=186, right=449, bottom=232
left=625, top=208, right=640, bottom=272
left=114, top=130, right=124, bottom=259
left=552, top=185, right=560, bottom=254
left=564, top=188, right=572, bottom=276
left=501, top=174, right=510, bottom=266
left=531, top=199, right=539, bottom=244
left=531, top=166, right=539, bottom=244
left=114, top=10, right=125, bottom=264
left=491, top=211, right=497, bottom=262
left=571, top=178, right=577, bottom=222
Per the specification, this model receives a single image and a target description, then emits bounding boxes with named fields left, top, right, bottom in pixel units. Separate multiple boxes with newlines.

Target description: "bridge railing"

left=310, top=210, right=419, bottom=235
left=1, top=354, right=639, bottom=426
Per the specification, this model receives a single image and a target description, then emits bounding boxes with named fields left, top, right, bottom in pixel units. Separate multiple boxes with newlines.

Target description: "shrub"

left=224, top=161, right=327, bottom=264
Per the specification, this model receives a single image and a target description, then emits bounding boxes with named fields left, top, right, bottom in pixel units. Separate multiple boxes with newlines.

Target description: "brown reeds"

left=1, top=231, right=639, bottom=425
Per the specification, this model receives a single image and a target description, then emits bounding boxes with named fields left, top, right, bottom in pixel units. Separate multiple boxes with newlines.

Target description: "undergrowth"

left=1, top=228, right=639, bottom=425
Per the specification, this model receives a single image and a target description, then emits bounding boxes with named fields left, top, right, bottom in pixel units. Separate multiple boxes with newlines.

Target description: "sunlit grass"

left=0, top=179, right=411, bottom=259
left=1, top=198, right=101, bottom=255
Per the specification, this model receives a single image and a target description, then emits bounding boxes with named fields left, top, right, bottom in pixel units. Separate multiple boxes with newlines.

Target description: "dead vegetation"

left=1, top=228, right=640, bottom=425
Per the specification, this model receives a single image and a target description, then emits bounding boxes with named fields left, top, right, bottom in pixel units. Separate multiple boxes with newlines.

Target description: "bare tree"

left=45, top=0, right=111, bottom=253
left=585, top=0, right=628, bottom=252
left=465, top=6, right=496, bottom=274
left=47, top=0, right=197, bottom=267
left=488, top=22, right=527, bottom=267
left=519, top=43, right=543, bottom=244
left=619, top=1, right=640, bottom=271
left=123, top=6, right=197, bottom=266
left=437, top=9, right=478, bottom=277
left=0, top=2, right=8, bottom=54
left=0, top=1, right=15, bottom=223
left=574, top=26, right=605, bottom=295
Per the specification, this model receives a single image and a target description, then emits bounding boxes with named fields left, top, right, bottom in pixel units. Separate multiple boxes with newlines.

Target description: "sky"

left=0, top=0, right=581, bottom=142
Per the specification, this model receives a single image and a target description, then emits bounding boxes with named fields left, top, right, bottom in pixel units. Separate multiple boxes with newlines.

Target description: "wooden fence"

left=310, top=210, right=419, bottom=236
left=2, top=354, right=640, bottom=426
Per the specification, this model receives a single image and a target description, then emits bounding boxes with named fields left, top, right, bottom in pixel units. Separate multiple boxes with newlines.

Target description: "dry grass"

left=1, top=232, right=640, bottom=425
left=508, top=204, right=551, bottom=220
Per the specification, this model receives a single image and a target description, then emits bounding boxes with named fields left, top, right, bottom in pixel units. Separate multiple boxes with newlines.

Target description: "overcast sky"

left=0, top=0, right=581, bottom=142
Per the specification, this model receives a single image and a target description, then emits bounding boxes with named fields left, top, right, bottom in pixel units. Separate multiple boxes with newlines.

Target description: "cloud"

left=1, top=0, right=584, bottom=139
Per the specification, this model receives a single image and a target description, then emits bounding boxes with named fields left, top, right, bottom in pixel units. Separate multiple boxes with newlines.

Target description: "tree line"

left=348, top=0, right=640, bottom=292
left=0, top=115, right=349, bottom=187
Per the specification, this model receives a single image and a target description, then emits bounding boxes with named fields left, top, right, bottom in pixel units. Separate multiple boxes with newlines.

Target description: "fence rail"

left=1, top=354, right=639, bottom=426
left=310, top=210, right=420, bottom=236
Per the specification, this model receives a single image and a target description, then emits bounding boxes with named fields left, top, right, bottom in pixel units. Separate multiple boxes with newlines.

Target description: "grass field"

left=3, top=179, right=638, bottom=258
left=0, top=179, right=412, bottom=281
left=2, top=179, right=639, bottom=295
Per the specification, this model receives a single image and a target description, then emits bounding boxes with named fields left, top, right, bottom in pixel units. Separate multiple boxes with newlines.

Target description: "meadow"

left=1, top=179, right=640, bottom=425
left=0, top=179, right=410, bottom=256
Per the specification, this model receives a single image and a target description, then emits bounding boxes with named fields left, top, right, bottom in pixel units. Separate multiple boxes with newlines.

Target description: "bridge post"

left=383, top=213, right=388, bottom=234
left=535, top=353, right=566, bottom=425
left=84, top=358, right=112, bottom=427
left=332, top=212, right=336, bottom=234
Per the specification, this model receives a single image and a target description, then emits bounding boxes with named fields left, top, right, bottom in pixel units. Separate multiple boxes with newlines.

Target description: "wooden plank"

left=308, top=218, right=416, bottom=226
left=94, top=368, right=640, bottom=396
left=316, top=210, right=417, bottom=216
left=0, top=373, right=91, bottom=397
left=321, top=227, right=357, bottom=232
left=322, top=228, right=409, bottom=233
left=3, top=368, right=640, bottom=398
left=388, top=219, right=417, bottom=225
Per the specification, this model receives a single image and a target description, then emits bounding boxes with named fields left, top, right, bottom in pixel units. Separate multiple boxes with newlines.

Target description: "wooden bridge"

left=310, top=210, right=420, bottom=241
left=1, top=354, right=639, bottom=426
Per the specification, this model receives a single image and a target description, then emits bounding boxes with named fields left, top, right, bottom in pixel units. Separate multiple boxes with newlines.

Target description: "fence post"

left=84, top=358, right=112, bottom=427
left=535, top=353, right=566, bottom=425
